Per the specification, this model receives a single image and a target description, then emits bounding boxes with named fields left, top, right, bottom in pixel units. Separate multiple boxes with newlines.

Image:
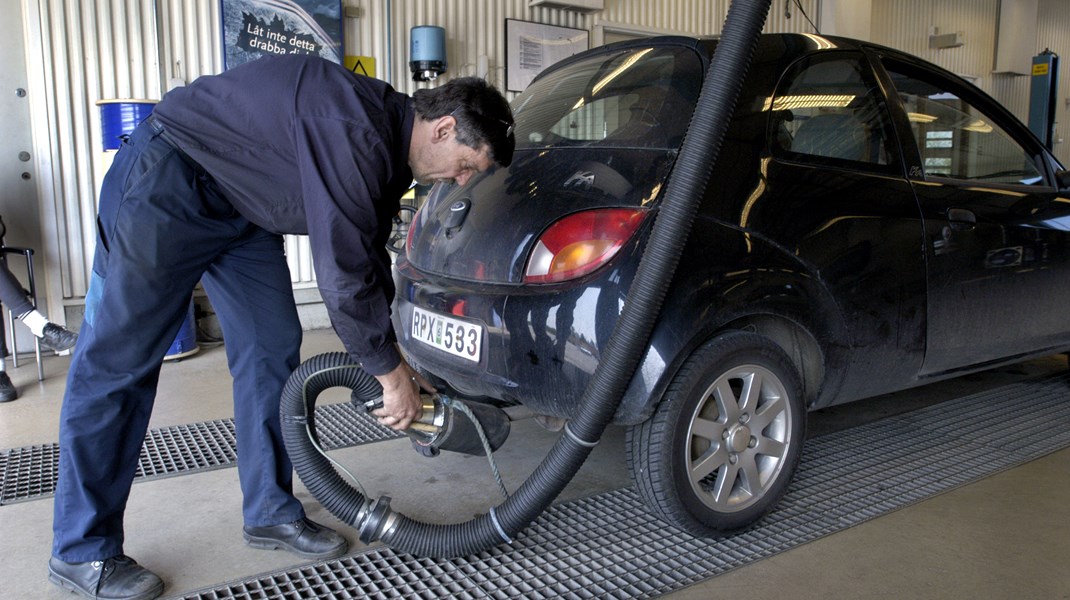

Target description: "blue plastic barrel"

left=164, top=299, right=199, bottom=361
left=97, top=99, right=157, bottom=151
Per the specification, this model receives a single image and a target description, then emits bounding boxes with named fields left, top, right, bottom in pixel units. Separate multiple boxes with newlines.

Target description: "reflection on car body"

left=985, top=246, right=1023, bottom=268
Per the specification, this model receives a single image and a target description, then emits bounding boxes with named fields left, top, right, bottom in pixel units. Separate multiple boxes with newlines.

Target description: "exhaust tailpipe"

left=353, top=390, right=511, bottom=456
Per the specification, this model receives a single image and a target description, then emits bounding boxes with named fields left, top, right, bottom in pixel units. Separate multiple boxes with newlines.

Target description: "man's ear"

left=431, top=115, right=456, bottom=142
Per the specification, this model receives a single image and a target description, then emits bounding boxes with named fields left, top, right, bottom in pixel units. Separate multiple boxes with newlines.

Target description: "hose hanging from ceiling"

left=280, top=0, right=774, bottom=558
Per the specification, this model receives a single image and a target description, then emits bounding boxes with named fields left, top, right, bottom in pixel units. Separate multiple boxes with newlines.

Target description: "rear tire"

left=626, top=330, right=806, bottom=535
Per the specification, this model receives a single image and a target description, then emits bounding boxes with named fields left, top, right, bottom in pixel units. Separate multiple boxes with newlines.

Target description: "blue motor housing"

left=410, top=26, right=447, bottom=81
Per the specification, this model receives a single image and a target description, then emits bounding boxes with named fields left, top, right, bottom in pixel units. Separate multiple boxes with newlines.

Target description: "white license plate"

left=410, top=305, right=482, bottom=362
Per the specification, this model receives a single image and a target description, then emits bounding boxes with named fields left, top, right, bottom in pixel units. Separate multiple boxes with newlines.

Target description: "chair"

left=0, top=216, right=44, bottom=381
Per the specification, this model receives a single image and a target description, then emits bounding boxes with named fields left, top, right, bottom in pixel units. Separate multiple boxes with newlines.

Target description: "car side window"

left=883, top=63, right=1045, bottom=186
left=770, top=54, right=894, bottom=166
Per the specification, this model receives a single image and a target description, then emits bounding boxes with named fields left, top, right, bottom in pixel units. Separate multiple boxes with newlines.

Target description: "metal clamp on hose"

left=358, top=496, right=396, bottom=544
left=563, top=423, right=599, bottom=448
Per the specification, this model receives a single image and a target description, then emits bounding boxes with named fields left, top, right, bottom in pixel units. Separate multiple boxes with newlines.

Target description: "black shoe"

left=48, top=555, right=163, bottom=600
left=40, top=322, right=78, bottom=352
left=243, top=517, right=348, bottom=560
left=0, top=372, right=16, bottom=402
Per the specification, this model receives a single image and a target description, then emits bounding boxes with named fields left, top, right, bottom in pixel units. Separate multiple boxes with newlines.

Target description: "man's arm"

left=297, top=114, right=425, bottom=429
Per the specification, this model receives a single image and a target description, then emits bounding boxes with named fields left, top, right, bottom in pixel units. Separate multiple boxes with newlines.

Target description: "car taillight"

left=524, top=208, right=648, bottom=283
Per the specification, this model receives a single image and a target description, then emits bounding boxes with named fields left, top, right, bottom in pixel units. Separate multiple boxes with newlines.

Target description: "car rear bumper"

left=393, top=257, right=626, bottom=417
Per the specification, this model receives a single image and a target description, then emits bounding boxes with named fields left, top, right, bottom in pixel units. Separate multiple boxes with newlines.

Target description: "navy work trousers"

left=52, top=120, right=305, bottom=561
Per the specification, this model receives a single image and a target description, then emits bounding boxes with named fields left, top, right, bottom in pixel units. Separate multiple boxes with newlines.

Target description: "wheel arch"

left=613, top=269, right=844, bottom=426
left=720, top=314, right=824, bottom=407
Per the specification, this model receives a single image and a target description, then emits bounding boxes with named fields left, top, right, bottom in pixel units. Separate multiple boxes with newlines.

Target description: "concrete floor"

left=1, top=328, right=1068, bottom=599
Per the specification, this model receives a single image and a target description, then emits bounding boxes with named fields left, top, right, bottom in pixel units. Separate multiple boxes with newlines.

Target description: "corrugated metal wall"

left=352, top=0, right=814, bottom=94
left=157, top=1, right=220, bottom=83
left=22, top=0, right=161, bottom=319
left=871, top=0, right=1000, bottom=90
left=19, top=0, right=1068, bottom=321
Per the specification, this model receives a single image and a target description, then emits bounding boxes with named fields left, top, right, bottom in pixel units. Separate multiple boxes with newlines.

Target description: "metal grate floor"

left=0, top=403, right=400, bottom=505
left=177, top=372, right=1070, bottom=599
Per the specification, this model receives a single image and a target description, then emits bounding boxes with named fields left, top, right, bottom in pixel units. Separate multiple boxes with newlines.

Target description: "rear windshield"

left=511, top=46, right=703, bottom=150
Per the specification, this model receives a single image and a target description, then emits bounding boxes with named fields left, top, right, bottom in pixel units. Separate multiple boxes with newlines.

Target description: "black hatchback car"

left=392, top=34, right=1070, bottom=536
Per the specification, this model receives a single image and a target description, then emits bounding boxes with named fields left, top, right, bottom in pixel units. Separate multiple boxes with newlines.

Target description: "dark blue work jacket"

left=153, top=54, right=415, bottom=375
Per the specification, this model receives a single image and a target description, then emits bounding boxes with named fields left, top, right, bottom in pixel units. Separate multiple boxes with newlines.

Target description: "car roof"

left=557, top=32, right=918, bottom=70
left=538, top=32, right=972, bottom=107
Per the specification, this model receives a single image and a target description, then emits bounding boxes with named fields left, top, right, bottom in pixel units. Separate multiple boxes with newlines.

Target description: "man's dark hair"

left=413, top=77, right=515, bottom=167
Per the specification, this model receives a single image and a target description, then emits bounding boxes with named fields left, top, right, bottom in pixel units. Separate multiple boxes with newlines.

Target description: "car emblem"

left=564, top=170, right=595, bottom=189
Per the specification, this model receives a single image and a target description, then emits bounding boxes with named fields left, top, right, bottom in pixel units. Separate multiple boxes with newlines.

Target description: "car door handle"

left=947, top=207, right=976, bottom=231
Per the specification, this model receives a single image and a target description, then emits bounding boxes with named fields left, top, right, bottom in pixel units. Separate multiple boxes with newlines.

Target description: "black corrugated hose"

left=280, top=353, right=383, bottom=526
left=279, top=0, right=773, bottom=558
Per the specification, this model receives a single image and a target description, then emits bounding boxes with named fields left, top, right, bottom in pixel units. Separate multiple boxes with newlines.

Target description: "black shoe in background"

left=0, top=371, right=16, bottom=402
left=40, top=322, right=78, bottom=352
left=48, top=555, right=164, bottom=600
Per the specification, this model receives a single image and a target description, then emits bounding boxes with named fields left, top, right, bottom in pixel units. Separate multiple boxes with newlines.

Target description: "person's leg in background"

left=0, top=312, right=12, bottom=402
left=0, top=255, right=78, bottom=355
left=200, top=226, right=347, bottom=559
left=0, top=258, right=80, bottom=403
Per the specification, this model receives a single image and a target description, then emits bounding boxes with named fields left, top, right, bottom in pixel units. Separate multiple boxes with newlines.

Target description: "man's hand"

left=372, top=359, right=434, bottom=430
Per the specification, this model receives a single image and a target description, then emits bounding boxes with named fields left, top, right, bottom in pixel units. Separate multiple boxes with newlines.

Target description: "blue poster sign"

left=221, top=0, right=342, bottom=70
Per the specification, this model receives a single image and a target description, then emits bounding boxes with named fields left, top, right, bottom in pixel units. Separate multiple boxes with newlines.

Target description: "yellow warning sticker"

left=1033, top=63, right=1049, bottom=76
left=345, top=56, right=377, bottom=78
